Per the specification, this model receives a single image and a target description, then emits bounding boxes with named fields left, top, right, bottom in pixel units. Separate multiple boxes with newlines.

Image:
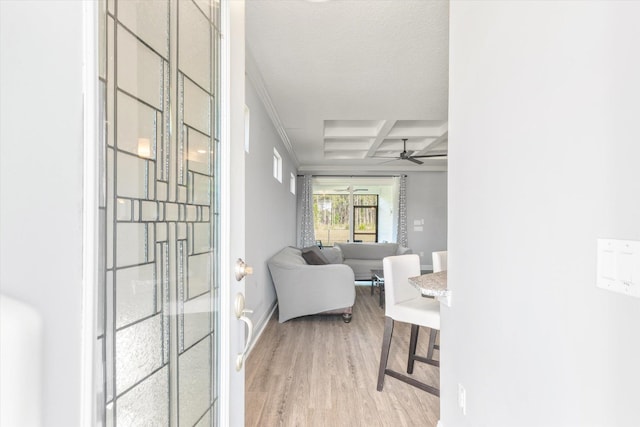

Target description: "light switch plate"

left=596, top=239, right=640, bottom=298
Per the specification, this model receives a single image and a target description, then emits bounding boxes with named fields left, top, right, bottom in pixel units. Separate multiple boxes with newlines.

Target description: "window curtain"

left=397, top=175, right=408, bottom=247
left=296, top=175, right=316, bottom=248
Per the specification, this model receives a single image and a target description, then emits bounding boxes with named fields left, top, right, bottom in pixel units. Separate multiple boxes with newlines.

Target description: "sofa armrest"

left=267, top=263, right=355, bottom=322
left=397, top=246, right=412, bottom=255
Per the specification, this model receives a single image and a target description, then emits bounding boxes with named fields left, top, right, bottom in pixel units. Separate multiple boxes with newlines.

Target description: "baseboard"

left=245, top=302, right=277, bottom=359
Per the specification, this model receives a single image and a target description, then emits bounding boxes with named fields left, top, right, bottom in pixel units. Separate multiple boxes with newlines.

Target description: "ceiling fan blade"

left=410, top=153, right=448, bottom=159
left=376, top=158, right=402, bottom=165
left=407, top=157, right=424, bottom=165
left=370, top=155, right=401, bottom=159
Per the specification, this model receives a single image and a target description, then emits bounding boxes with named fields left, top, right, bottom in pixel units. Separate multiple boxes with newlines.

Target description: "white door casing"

left=220, top=0, right=248, bottom=425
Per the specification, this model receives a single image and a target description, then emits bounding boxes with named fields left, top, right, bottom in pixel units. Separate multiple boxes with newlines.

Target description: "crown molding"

left=245, top=47, right=300, bottom=168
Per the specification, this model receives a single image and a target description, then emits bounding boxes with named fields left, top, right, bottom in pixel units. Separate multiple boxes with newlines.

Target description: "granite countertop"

left=408, top=271, right=449, bottom=298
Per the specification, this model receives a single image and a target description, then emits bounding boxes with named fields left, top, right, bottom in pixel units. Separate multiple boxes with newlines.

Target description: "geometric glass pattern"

left=97, top=0, right=221, bottom=425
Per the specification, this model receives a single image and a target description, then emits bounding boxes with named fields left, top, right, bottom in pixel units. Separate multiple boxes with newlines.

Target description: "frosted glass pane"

left=116, top=264, right=156, bottom=328
left=117, top=92, right=157, bottom=158
left=179, top=0, right=211, bottom=92
left=117, top=25, right=163, bottom=110
left=118, top=0, right=169, bottom=59
left=178, top=337, right=211, bottom=427
left=98, top=210, right=106, bottom=336
left=187, top=128, right=211, bottom=175
left=178, top=185, right=187, bottom=204
left=193, top=0, right=211, bottom=20
left=191, top=173, right=211, bottom=205
left=194, top=410, right=211, bottom=427
left=117, top=152, right=148, bottom=199
left=178, top=222, right=187, bottom=240
left=147, top=224, right=155, bottom=263
left=193, top=223, right=211, bottom=253
left=106, top=402, right=114, bottom=427
left=165, top=203, right=179, bottom=221
left=116, top=314, right=163, bottom=394
left=156, top=223, right=167, bottom=242
left=141, top=201, right=158, bottom=221
left=95, top=337, right=105, bottom=407
left=116, top=223, right=147, bottom=267
left=183, top=77, right=211, bottom=135
left=157, top=181, right=168, bottom=201
left=106, top=271, right=114, bottom=401
left=186, top=205, right=197, bottom=222
left=116, top=198, right=132, bottom=221
left=107, top=17, right=115, bottom=147
left=183, top=292, right=212, bottom=350
left=107, top=150, right=114, bottom=268
left=188, top=253, right=211, bottom=298
left=116, top=366, right=169, bottom=426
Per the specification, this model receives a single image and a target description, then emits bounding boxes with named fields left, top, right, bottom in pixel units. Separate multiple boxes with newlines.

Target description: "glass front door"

left=96, top=0, right=222, bottom=424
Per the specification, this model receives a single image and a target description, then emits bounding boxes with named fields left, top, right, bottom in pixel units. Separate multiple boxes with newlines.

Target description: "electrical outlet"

left=419, top=251, right=424, bottom=257
left=458, top=384, right=467, bottom=415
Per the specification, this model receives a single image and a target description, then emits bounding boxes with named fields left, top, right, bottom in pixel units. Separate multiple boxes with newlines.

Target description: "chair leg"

left=427, top=328, right=438, bottom=362
left=376, top=316, right=394, bottom=391
left=407, top=324, right=420, bottom=374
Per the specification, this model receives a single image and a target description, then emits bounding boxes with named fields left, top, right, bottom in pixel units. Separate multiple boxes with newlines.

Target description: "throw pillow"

left=301, top=246, right=330, bottom=265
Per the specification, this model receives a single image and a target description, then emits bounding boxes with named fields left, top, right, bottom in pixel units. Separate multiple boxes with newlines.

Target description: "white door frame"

left=81, top=0, right=99, bottom=425
left=219, top=0, right=247, bottom=425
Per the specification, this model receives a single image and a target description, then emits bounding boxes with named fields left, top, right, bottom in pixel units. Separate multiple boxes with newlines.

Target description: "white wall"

left=446, top=2, right=640, bottom=426
left=0, top=1, right=85, bottom=425
left=406, top=172, right=448, bottom=268
left=245, top=77, right=297, bottom=336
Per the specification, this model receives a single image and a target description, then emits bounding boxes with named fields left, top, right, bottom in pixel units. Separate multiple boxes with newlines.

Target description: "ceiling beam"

left=414, top=130, right=448, bottom=156
left=365, top=120, right=397, bottom=158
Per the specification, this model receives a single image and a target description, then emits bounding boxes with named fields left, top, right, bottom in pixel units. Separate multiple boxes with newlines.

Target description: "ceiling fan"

left=332, top=186, right=368, bottom=192
left=375, top=138, right=447, bottom=165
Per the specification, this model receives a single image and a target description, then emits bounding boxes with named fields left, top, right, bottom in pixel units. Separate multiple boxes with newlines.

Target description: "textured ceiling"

left=246, top=0, right=449, bottom=172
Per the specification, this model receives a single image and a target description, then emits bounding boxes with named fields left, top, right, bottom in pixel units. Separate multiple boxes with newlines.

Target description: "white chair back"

left=383, top=254, right=421, bottom=307
left=432, top=251, right=448, bottom=273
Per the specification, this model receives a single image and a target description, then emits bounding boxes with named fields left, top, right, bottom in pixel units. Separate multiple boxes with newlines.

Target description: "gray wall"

left=0, top=1, right=84, bottom=425
left=245, top=77, right=297, bottom=336
left=405, top=172, right=447, bottom=268
left=446, top=2, right=640, bottom=426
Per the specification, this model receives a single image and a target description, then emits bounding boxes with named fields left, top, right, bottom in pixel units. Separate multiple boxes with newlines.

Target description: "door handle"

left=235, top=258, right=254, bottom=281
left=234, top=293, right=254, bottom=371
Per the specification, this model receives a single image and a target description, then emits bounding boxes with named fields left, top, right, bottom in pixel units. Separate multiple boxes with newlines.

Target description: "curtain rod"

left=296, top=174, right=407, bottom=178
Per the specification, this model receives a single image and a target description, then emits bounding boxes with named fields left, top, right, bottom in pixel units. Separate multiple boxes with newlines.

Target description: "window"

left=273, top=148, right=282, bottom=182
left=311, top=176, right=397, bottom=246
left=313, top=193, right=350, bottom=245
left=290, top=173, right=296, bottom=194
left=353, top=194, right=378, bottom=242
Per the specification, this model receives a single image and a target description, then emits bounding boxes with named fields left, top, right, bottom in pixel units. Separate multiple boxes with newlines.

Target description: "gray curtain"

left=397, top=175, right=408, bottom=247
left=296, top=175, right=316, bottom=248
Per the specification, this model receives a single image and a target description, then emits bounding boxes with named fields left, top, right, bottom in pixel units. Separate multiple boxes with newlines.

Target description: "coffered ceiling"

left=246, top=0, right=449, bottom=173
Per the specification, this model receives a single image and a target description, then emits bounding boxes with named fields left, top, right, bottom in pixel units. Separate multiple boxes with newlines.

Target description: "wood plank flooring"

left=245, top=286, right=440, bottom=427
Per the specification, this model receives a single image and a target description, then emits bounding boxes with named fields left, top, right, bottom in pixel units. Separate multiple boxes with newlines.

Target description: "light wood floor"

left=245, top=286, right=440, bottom=427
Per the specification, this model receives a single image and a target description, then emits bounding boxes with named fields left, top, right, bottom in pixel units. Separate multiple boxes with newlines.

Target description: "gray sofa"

left=332, top=242, right=412, bottom=280
left=267, top=246, right=356, bottom=323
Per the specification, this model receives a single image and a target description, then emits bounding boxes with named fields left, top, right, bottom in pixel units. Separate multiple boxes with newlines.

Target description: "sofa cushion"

left=301, top=246, right=330, bottom=265
left=335, top=242, right=399, bottom=260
